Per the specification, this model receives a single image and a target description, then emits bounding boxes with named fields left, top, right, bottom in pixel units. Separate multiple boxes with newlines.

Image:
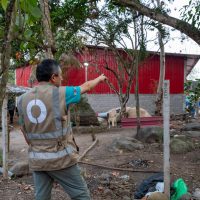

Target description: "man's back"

left=18, top=83, right=79, bottom=171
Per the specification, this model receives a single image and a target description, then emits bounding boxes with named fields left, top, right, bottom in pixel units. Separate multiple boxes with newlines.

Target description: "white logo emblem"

left=26, top=99, right=47, bottom=124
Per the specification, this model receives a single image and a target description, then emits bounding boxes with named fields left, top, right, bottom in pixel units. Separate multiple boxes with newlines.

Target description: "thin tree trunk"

left=135, top=53, right=140, bottom=133
left=134, top=17, right=140, bottom=134
left=0, top=0, right=16, bottom=179
left=155, top=31, right=165, bottom=115
left=0, top=0, right=16, bottom=112
left=39, top=0, right=55, bottom=58
left=155, top=0, right=166, bottom=116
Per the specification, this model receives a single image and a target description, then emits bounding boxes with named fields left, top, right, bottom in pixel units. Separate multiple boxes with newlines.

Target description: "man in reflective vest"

left=17, top=59, right=107, bottom=200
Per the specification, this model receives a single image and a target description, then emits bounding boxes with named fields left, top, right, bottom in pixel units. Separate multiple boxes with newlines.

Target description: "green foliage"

left=0, top=0, right=90, bottom=66
left=70, top=95, right=95, bottom=115
left=20, top=0, right=41, bottom=19
left=70, top=95, right=98, bottom=126
left=1, top=0, right=8, bottom=11
left=8, top=69, right=15, bottom=84
left=180, top=0, right=200, bottom=28
left=51, top=0, right=90, bottom=57
left=0, top=0, right=43, bottom=66
left=184, top=80, right=200, bottom=113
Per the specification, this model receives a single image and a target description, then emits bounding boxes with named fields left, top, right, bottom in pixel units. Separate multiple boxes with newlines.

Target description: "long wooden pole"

left=2, top=94, right=8, bottom=179
left=163, top=80, right=170, bottom=198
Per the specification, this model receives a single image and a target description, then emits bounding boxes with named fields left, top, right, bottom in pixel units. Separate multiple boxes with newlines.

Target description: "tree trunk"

left=39, top=0, right=55, bottom=58
left=121, top=102, right=127, bottom=117
left=135, top=53, right=140, bottom=133
left=155, top=32, right=165, bottom=115
left=0, top=0, right=16, bottom=113
left=134, top=19, right=140, bottom=134
left=114, top=0, right=200, bottom=45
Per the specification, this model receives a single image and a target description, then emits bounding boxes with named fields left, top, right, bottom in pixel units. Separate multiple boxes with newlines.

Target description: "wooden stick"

left=78, top=139, right=98, bottom=161
left=78, top=161, right=161, bottom=173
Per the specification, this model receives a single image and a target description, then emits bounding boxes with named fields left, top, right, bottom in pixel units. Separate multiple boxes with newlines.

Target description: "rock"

left=9, top=161, right=29, bottom=176
left=70, top=96, right=99, bottom=126
left=170, top=138, right=194, bottom=154
left=147, top=192, right=168, bottom=200
left=182, top=122, right=200, bottom=131
left=99, top=173, right=111, bottom=180
left=174, top=135, right=187, bottom=140
left=117, top=188, right=130, bottom=197
left=183, top=131, right=200, bottom=138
left=122, top=195, right=131, bottom=200
left=180, top=193, right=192, bottom=200
left=103, top=188, right=113, bottom=196
left=136, top=127, right=163, bottom=143
left=192, top=188, right=200, bottom=200
left=99, top=173, right=111, bottom=186
left=100, top=180, right=110, bottom=186
left=110, top=137, right=144, bottom=152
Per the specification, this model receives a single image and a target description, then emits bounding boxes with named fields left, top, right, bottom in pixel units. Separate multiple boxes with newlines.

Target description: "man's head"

left=36, top=59, right=63, bottom=87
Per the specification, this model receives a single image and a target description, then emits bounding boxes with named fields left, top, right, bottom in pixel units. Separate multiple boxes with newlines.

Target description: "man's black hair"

left=36, top=59, right=60, bottom=82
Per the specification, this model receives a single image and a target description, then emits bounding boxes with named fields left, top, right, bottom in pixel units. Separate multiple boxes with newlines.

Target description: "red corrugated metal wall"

left=15, top=48, right=184, bottom=94
left=138, top=55, right=184, bottom=94
left=16, top=65, right=32, bottom=87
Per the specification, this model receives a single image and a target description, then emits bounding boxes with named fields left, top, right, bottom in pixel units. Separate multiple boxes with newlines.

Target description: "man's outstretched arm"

left=80, top=74, right=107, bottom=94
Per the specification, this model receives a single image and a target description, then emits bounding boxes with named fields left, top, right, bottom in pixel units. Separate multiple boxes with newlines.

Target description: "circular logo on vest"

left=26, top=99, right=47, bottom=124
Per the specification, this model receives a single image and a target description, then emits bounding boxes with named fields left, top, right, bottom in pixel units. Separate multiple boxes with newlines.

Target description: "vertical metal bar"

left=2, top=94, right=8, bottom=179
left=85, top=65, right=88, bottom=82
left=163, top=80, right=170, bottom=198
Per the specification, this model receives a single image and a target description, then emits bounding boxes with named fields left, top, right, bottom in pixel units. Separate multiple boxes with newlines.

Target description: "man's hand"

left=80, top=74, right=108, bottom=94
left=98, top=74, right=108, bottom=82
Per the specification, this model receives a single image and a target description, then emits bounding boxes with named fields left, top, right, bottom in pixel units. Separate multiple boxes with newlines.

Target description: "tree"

left=39, top=0, right=55, bottom=58
left=154, top=0, right=167, bottom=116
left=184, top=80, right=200, bottom=117
left=112, top=0, right=200, bottom=45
left=82, top=3, right=148, bottom=123
left=0, top=0, right=17, bottom=110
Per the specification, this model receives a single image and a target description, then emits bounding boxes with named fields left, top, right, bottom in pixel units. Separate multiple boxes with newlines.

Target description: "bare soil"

left=0, top=119, right=200, bottom=200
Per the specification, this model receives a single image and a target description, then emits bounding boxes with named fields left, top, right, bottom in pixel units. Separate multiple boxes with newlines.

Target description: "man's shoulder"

left=18, top=87, right=35, bottom=100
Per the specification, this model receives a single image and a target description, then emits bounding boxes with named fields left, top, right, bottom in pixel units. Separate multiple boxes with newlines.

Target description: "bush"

left=70, top=95, right=99, bottom=126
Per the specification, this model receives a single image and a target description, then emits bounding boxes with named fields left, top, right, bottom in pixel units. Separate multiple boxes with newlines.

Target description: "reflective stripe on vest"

left=52, top=87, right=62, bottom=130
left=29, top=145, right=75, bottom=160
left=26, top=127, right=72, bottom=140
left=17, top=95, right=23, bottom=115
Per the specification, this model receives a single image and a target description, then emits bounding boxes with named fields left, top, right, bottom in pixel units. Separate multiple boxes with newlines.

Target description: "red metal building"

left=15, top=46, right=200, bottom=95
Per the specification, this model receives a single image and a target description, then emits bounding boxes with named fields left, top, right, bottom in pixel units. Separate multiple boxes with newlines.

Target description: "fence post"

left=163, top=80, right=170, bottom=198
left=1, top=94, right=8, bottom=179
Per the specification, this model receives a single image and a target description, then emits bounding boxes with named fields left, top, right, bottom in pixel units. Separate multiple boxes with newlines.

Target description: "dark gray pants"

left=33, top=164, right=90, bottom=200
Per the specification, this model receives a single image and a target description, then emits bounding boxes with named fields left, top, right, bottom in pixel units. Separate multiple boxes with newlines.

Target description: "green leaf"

left=24, top=29, right=32, bottom=39
left=28, top=0, right=37, bottom=7
left=1, top=0, right=8, bottom=11
left=28, top=4, right=41, bottom=19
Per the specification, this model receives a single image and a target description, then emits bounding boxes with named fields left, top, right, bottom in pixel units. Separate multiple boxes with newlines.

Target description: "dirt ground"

left=0, top=119, right=200, bottom=200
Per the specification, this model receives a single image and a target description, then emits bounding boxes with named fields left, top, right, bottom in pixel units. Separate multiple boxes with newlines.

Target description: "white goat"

left=107, top=107, right=151, bottom=128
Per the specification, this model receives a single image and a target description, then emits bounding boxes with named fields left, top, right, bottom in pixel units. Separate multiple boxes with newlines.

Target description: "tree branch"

left=114, top=0, right=200, bottom=45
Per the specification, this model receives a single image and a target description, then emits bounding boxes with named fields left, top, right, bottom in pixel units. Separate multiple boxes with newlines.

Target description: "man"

left=7, top=96, right=16, bottom=124
left=17, top=59, right=107, bottom=200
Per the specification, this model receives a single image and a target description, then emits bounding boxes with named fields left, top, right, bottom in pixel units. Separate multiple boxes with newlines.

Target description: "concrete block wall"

left=87, top=94, right=185, bottom=115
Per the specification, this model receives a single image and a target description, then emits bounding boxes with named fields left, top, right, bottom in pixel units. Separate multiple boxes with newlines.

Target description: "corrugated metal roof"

left=6, top=84, right=30, bottom=95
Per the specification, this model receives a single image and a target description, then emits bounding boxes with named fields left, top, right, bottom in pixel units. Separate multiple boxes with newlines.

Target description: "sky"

left=151, top=0, right=200, bottom=80
left=96, top=0, right=200, bottom=79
